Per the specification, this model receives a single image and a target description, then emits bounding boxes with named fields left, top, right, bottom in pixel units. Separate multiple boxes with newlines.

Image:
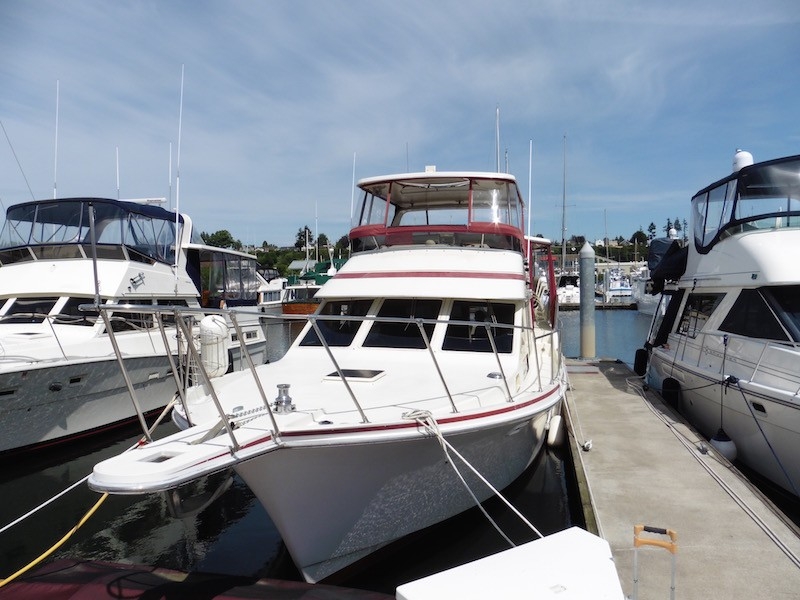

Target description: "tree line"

left=202, top=217, right=688, bottom=274
left=558, top=217, right=688, bottom=263
left=201, top=226, right=350, bottom=277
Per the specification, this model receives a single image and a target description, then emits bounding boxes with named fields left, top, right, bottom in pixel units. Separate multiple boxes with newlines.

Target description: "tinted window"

left=363, top=299, right=442, bottom=349
left=677, top=294, right=724, bottom=338
left=1, top=297, right=59, bottom=323
left=300, top=299, right=373, bottom=347
left=719, top=289, right=789, bottom=342
left=443, top=301, right=515, bottom=353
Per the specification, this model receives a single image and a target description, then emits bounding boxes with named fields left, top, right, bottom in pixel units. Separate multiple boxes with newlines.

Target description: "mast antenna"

left=174, top=65, right=184, bottom=276
left=53, top=80, right=59, bottom=199
left=527, top=139, right=532, bottom=238
left=116, top=146, right=120, bottom=199
left=495, top=106, right=500, bottom=172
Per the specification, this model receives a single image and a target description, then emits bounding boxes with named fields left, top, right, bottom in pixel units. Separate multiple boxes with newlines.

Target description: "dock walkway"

left=565, top=358, right=800, bottom=599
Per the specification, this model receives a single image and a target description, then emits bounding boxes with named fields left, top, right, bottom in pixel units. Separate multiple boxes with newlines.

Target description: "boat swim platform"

left=564, top=358, right=800, bottom=598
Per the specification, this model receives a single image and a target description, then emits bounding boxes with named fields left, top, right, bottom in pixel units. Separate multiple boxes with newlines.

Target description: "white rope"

left=405, top=409, right=544, bottom=546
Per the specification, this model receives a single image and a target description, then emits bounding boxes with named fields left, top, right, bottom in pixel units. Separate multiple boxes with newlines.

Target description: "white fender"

left=547, top=414, right=565, bottom=447
left=199, top=315, right=230, bottom=378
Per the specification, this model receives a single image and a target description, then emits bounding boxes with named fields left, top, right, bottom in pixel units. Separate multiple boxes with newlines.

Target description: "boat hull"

left=0, top=354, right=176, bottom=454
left=648, top=351, right=800, bottom=495
left=234, top=405, right=551, bottom=583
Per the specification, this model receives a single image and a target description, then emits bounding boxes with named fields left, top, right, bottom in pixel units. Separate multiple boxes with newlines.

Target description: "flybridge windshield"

left=356, top=176, right=523, bottom=228
left=351, top=175, right=525, bottom=252
left=692, top=156, right=800, bottom=252
left=0, top=198, right=188, bottom=264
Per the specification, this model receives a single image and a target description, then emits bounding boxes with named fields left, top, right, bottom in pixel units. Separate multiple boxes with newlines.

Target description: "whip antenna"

left=53, top=80, right=59, bottom=199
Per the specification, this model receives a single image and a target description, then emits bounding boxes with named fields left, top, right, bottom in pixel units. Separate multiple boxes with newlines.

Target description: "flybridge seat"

left=350, top=173, right=526, bottom=254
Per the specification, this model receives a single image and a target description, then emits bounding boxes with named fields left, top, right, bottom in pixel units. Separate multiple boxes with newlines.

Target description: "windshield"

left=0, top=199, right=180, bottom=264
left=692, top=156, right=800, bottom=252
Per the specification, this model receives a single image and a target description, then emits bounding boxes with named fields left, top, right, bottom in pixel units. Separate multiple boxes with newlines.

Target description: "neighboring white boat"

left=257, top=269, right=287, bottom=315
left=630, top=266, right=656, bottom=315
left=638, top=150, right=800, bottom=497
left=601, top=268, right=632, bottom=302
left=555, top=273, right=580, bottom=308
left=90, top=170, right=566, bottom=583
left=0, top=197, right=270, bottom=455
left=632, top=230, right=681, bottom=316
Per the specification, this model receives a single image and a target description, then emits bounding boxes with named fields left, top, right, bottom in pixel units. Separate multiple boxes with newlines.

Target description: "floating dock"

left=565, top=358, right=800, bottom=597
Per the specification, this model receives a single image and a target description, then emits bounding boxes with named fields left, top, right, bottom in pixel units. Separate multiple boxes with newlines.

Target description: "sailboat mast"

left=561, top=135, right=567, bottom=272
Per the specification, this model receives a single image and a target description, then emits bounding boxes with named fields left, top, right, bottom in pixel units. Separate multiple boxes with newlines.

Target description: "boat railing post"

left=751, top=338, right=770, bottom=383
left=99, top=308, right=153, bottom=443
left=229, top=310, right=282, bottom=437
left=416, top=318, right=459, bottom=413
left=155, top=309, right=191, bottom=425
left=174, top=313, right=240, bottom=451
left=530, top=323, right=543, bottom=391
left=310, top=317, right=370, bottom=423
left=44, top=315, right=69, bottom=360
left=483, top=322, right=513, bottom=402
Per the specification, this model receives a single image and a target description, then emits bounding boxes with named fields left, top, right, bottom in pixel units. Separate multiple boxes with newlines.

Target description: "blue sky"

left=1, top=1, right=798, bottom=247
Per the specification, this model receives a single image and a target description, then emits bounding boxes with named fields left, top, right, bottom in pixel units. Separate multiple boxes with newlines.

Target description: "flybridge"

left=0, top=197, right=195, bottom=266
left=350, top=172, right=526, bottom=253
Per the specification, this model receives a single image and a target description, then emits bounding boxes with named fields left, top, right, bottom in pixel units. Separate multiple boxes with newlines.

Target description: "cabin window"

left=363, top=299, right=442, bottom=349
left=53, top=297, right=99, bottom=326
left=107, top=299, right=155, bottom=332
left=719, top=289, right=790, bottom=342
left=299, top=299, right=373, bottom=347
left=677, top=293, right=724, bottom=339
left=442, top=301, right=515, bottom=353
left=199, top=251, right=259, bottom=308
left=0, top=297, right=59, bottom=323
left=471, top=180, right=522, bottom=227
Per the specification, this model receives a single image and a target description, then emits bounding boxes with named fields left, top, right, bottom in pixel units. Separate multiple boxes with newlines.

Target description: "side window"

left=1, top=297, right=59, bottom=323
left=720, top=289, right=789, bottom=342
left=677, top=294, right=724, bottom=338
left=443, top=301, right=515, bottom=353
left=53, top=297, right=98, bottom=326
left=300, top=299, right=373, bottom=347
left=363, top=299, right=442, bottom=349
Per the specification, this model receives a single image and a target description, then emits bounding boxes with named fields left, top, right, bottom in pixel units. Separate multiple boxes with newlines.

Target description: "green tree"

left=647, top=223, right=657, bottom=240
left=294, top=226, right=314, bottom=251
left=201, top=230, right=241, bottom=249
left=630, top=229, right=648, bottom=247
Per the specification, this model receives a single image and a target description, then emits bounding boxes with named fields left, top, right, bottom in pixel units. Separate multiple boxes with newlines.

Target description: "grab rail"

left=688, top=330, right=800, bottom=395
left=86, top=303, right=562, bottom=451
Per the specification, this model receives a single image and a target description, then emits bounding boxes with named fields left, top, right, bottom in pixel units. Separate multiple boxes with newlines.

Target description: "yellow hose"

left=0, top=492, right=109, bottom=588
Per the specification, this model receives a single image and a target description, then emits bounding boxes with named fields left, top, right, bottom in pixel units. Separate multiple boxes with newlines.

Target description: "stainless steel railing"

left=90, top=303, right=563, bottom=450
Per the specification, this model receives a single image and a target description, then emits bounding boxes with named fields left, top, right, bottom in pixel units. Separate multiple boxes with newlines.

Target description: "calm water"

left=0, top=318, right=591, bottom=593
left=559, top=308, right=653, bottom=366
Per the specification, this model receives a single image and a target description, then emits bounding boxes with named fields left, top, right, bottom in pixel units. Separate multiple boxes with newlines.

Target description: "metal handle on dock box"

left=634, top=524, right=678, bottom=554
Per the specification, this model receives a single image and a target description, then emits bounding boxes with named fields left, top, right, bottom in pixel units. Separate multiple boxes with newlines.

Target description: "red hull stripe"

left=248, top=384, right=560, bottom=443
left=335, top=271, right=525, bottom=281
left=191, top=386, right=560, bottom=459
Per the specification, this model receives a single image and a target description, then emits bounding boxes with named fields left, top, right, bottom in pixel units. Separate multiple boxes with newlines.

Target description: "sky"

left=1, top=1, right=799, bottom=248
